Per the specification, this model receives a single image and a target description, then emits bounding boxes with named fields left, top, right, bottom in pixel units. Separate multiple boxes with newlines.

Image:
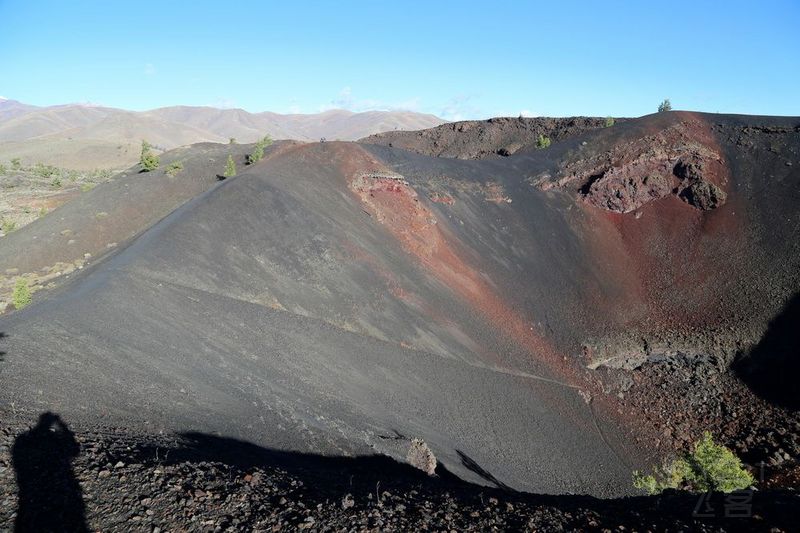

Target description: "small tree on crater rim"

left=139, top=140, right=160, bottom=172
left=247, top=134, right=273, bottom=165
left=536, top=134, right=551, bottom=149
left=658, top=99, right=672, bottom=112
left=224, top=155, right=237, bottom=177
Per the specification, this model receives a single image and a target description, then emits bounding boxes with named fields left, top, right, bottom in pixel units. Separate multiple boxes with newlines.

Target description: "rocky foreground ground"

left=0, top=411, right=797, bottom=532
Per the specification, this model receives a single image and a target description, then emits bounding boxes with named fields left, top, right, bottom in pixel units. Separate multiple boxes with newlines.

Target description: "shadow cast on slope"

left=12, top=412, right=88, bottom=533
left=0, top=332, right=6, bottom=362
left=456, top=449, right=513, bottom=491
left=734, top=291, right=800, bottom=410
left=9, top=412, right=800, bottom=531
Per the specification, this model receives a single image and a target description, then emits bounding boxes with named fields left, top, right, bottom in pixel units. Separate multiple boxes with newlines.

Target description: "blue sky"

left=1, top=0, right=798, bottom=118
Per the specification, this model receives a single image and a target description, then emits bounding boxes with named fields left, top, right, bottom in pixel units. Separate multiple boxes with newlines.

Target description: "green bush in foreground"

left=536, top=134, right=551, bottom=149
left=633, top=432, right=754, bottom=494
left=13, top=277, right=32, bottom=309
left=139, top=140, right=160, bottom=172
left=605, top=116, right=615, bottom=127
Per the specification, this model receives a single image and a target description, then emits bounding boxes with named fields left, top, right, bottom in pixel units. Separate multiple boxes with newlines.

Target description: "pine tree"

left=658, top=99, right=672, bottom=112
left=224, top=154, right=236, bottom=177
left=247, top=134, right=273, bottom=165
left=139, top=140, right=160, bottom=171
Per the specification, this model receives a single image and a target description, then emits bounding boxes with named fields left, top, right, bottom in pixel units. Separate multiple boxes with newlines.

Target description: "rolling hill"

left=0, top=98, right=445, bottom=169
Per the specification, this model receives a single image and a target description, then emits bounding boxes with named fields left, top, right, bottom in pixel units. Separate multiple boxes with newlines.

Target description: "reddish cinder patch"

left=428, top=193, right=455, bottom=205
left=575, top=144, right=743, bottom=332
left=345, top=146, right=575, bottom=380
left=483, top=182, right=511, bottom=204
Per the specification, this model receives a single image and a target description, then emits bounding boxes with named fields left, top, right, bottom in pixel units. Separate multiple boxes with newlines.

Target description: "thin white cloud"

left=439, top=95, right=482, bottom=121
left=206, top=97, right=237, bottom=109
left=144, top=63, right=157, bottom=77
left=319, top=87, right=423, bottom=113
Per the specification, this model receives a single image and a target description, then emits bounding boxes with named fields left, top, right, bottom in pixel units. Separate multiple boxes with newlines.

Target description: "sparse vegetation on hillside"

left=0, top=162, right=115, bottom=234
left=165, top=161, right=184, bottom=177
left=658, top=99, right=672, bottom=112
left=536, top=134, right=552, bottom=149
left=605, top=117, right=615, bottom=127
left=10, top=158, right=22, bottom=171
left=32, top=162, right=59, bottom=179
left=247, top=135, right=273, bottom=165
left=229, top=138, right=236, bottom=144
left=633, top=432, right=754, bottom=494
left=12, top=277, right=32, bottom=309
left=139, top=140, right=160, bottom=172
left=224, top=155, right=237, bottom=177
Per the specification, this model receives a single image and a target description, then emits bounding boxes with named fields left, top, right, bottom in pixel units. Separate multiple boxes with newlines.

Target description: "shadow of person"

left=12, top=412, right=88, bottom=533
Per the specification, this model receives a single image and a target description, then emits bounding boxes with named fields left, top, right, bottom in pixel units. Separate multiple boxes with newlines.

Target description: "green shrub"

left=12, top=277, right=32, bottom=309
left=658, top=99, right=672, bottom=112
left=229, top=137, right=236, bottom=144
left=38, top=207, right=48, bottom=218
left=247, top=134, right=273, bottom=164
left=633, top=432, right=754, bottom=494
left=536, top=134, right=551, bottom=149
left=139, top=140, right=160, bottom=171
left=50, top=175, right=62, bottom=188
left=81, top=183, right=96, bottom=192
left=33, top=163, right=59, bottom=179
left=0, top=163, right=6, bottom=175
left=604, top=117, right=615, bottom=127
left=224, top=155, right=237, bottom=177
left=10, top=158, right=22, bottom=171
left=1, top=218, right=17, bottom=234
left=90, top=168, right=113, bottom=180
left=165, top=161, right=184, bottom=177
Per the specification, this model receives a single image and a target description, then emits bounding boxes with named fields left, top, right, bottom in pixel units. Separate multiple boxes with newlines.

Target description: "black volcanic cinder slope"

left=0, top=140, right=642, bottom=496
left=0, top=112, right=799, bottom=500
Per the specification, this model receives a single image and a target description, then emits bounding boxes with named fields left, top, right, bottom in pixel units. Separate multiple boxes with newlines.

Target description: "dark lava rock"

left=679, top=179, right=727, bottom=210
left=585, top=172, right=673, bottom=213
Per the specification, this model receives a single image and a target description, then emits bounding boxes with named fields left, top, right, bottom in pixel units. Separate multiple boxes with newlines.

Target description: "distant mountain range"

left=0, top=98, right=445, bottom=169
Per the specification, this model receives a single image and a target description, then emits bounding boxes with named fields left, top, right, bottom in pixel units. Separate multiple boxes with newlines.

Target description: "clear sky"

left=1, top=0, right=798, bottom=119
